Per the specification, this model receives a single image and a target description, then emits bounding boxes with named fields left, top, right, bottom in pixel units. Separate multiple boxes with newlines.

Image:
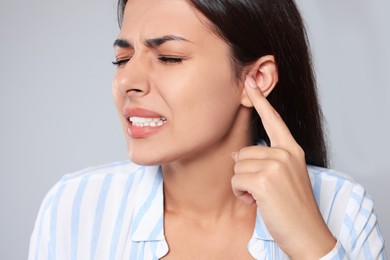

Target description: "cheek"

left=170, top=74, right=241, bottom=131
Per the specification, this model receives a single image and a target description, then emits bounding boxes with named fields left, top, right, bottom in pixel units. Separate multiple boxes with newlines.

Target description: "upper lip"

left=123, top=107, right=166, bottom=119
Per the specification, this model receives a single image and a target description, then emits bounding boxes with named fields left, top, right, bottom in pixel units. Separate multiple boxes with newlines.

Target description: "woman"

left=29, top=0, right=386, bottom=259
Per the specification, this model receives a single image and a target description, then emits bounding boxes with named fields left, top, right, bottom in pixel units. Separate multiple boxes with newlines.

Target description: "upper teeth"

left=129, top=116, right=166, bottom=127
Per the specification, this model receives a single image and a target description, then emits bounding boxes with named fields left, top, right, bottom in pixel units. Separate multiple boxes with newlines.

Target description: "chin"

left=127, top=149, right=165, bottom=166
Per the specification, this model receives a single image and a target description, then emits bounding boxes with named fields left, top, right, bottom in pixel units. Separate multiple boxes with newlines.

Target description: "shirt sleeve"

left=321, top=182, right=386, bottom=260
left=320, top=240, right=347, bottom=260
left=28, top=180, right=65, bottom=260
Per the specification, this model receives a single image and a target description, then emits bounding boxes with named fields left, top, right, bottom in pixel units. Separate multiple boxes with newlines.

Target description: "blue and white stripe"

left=29, top=161, right=386, bottom=259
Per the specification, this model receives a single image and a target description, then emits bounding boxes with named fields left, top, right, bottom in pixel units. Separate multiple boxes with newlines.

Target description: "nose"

left=114, top=55, right=150, bottom=98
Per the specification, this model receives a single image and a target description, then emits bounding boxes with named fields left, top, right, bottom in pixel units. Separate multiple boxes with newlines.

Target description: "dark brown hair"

left=116, top=0, right=328, bottom=167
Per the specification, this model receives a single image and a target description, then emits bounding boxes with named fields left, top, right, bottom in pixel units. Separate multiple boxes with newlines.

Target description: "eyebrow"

left=113, top=35, right=191, bottom=49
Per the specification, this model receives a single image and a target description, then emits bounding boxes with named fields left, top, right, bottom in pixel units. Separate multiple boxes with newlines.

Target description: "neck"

left=162, top=107, right=254, bottom=221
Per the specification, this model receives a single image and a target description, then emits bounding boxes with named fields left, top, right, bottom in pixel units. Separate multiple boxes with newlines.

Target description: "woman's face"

left=113, top=0, right=249, bottom=165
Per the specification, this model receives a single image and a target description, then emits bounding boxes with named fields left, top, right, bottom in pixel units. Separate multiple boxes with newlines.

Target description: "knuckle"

left=291, top=144, right=305, bottom=159
left=268, top=160, right=284, bottom=175
left=239, top=146, right=249, bottom=154
left=279, top=149, right=291, bottom=163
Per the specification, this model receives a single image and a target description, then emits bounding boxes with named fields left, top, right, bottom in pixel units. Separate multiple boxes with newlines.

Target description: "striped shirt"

left=29, top=160, right=386, bottom=259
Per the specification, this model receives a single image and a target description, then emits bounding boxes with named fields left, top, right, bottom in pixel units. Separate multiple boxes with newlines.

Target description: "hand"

left=231, top=75, right=336, bottom=259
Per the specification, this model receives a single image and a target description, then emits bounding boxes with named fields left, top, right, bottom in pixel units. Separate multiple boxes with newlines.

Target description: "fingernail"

left=231, top=152, right=238, bottom=162
left=245, top=75, right=257, bottom=89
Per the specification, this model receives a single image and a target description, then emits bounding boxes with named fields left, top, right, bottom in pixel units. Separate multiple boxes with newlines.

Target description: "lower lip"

left=127, top=123, right=166, bottom=138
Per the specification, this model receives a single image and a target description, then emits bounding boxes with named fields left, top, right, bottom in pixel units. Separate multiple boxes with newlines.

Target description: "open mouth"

left=129, top=116, right=167, bottom=127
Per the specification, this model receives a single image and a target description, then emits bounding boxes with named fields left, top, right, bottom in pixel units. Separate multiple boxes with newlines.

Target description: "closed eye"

left=112, top=56, right=184, bottom=67
left=112, top=58, right=131, bottom=68
left=158, top=56, right=183, bottom=64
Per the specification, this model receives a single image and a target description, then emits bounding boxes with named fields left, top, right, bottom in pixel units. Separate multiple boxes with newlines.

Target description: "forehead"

left=119, top=0, right=215, bottom=44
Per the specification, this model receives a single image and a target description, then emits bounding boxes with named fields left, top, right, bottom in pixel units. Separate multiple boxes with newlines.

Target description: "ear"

left=241, top=55, right=278, bottom=108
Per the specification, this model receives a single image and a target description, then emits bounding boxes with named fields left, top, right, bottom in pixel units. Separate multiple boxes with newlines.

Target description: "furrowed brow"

left=113, top=39, right=133, bottom=49
left=144, top=35, right=190, bottom=48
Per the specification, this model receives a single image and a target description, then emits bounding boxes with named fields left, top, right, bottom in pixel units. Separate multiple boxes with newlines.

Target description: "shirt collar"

left=130, top=165, right=165, bottom=242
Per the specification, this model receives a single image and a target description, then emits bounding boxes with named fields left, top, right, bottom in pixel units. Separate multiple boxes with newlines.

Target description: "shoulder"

left=307, top=165, right=364, bottom=198
left=29, top=161, right=160, bottom=253
left=46, top=160, right=144, bottom=194
left=308, top=165, right=357, bottom=183
left=29, top=161, right=162, bottom=259
left=307, top=166, right=376, bottom=236
left=36, top=160, right=157, bottom=218
left=61, top=160, right=144, bottom=184
left=307, top=165, right=371, bottom=208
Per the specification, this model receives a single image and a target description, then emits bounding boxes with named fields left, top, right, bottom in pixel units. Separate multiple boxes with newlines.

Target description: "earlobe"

left=240, top=55, right=278, bottom=107
left=241, top=92, right=254, bottom=108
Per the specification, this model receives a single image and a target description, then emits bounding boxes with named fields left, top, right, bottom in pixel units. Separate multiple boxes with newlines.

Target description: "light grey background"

left=0, top=0, right=388, bottom=259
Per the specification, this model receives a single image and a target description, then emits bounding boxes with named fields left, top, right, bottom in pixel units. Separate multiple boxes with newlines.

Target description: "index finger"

left=244, top=75, right=296, bottom=147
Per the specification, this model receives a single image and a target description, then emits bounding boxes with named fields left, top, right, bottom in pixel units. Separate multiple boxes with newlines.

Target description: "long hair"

left=116, top=0, right=328, bottom=168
